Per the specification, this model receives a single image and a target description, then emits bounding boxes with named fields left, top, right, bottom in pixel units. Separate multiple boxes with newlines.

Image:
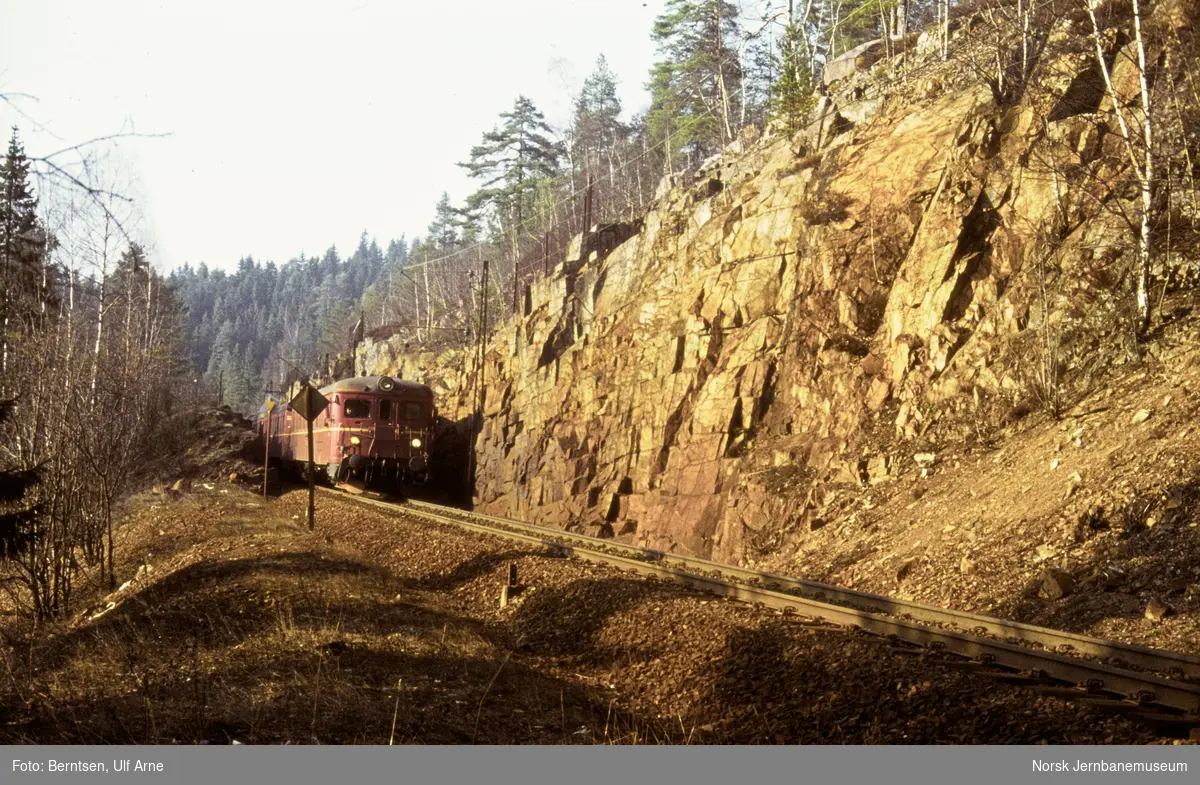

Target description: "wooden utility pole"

left=582, top=172, right=595, bottom=262
left=466, top=260, right=490, bottom=498
left=513, top=260, right=520, bottom=314
left=480, top=259, right=489, bottom=412
left=263, top=398, right=276, bottom=498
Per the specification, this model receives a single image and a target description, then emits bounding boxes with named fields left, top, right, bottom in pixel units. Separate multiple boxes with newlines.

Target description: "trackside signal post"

left=289, top=384, right=329, bottom=531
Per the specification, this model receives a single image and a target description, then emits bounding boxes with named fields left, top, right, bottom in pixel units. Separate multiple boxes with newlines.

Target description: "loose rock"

left=1145, top=598, right=1170, bottom=623
left=1039, top=569, right=1074, bottom=601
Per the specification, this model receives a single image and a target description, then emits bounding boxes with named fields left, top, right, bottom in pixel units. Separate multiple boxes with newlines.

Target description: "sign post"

left=262, top=398, right=276, bottom=499
left=288, top=385, right=330, bottom=531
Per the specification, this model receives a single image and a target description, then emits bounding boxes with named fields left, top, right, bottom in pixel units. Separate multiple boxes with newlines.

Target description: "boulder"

left=866, top=454, right=891, bottom=485
left=866, top=378, right=891, bottom=411
left=822, top=38, right=887, bottom=85
left=1144, top=598, right=1170, bottom=623
left=1039, top=569, right=1074, bottom=601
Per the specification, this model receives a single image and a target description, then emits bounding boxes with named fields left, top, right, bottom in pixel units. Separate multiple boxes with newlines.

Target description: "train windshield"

left=404, top=402, right=423, bottom=420
left=344, top=398, right=371, bottom=418
left=378, top=400, right=393, bottom=421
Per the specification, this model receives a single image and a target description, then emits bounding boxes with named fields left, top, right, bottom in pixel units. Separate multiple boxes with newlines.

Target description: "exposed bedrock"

left=359, top=46, right=1152, bottom=562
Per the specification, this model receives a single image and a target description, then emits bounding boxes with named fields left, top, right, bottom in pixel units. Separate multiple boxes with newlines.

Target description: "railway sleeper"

left=933, top=659, right=1018, bottom=676
left=1029, top=685, right=1095, bottom=700
left=1076, top=697, right=1155, bottom=713
left=990, top=672, right=1074, bottom=687
left=1130, top=711, right=1200, bottom=732
left=786, top=619, right=844, bottom=632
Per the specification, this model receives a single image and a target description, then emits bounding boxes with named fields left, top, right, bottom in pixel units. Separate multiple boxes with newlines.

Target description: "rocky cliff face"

left=360, top=21, right=1176, bottom=563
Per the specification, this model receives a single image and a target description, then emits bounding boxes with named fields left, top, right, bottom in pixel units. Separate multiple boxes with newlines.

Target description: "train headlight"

left=411, top=437, right=422, bottom=449
left=350, top=436, right=361, bottom=446
left=379, top=376, right=396, bottom=392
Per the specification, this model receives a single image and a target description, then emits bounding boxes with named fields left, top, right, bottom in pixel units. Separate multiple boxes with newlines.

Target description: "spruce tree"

left=571, top=56, right=633, bottom=222
left=427, top=193, right=461, bottom=253
left=573, top=56, right=627, bottom=172
left=384, top=237, right=408, bottom=268
left=0, top=398, right=37, bottom=559
left=771, top=19, right=818, bottom=137
left=0, top=127, right=48, bottom=384
left=0, top=128, right=41, bottom=293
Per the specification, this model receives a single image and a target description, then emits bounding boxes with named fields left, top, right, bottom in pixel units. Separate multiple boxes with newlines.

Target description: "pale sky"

left=0, top=0, right=668, bottom=271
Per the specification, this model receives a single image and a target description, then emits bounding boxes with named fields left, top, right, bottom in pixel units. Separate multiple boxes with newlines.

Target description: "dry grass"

left=0, top=474, right=1165, bottom=745
left=0, top=485, right=681, bottom=745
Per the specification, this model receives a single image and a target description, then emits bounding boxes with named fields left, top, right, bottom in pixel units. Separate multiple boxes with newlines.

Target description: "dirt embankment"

left=762, top=308, right=1200, bottom=658
left=0, top=481, right=1173, bottom=745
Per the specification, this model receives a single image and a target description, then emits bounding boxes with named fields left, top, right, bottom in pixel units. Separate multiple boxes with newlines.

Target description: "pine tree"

left=647, top=0, right=744, bottom=168
left=459, top=96, right=564, bottom=262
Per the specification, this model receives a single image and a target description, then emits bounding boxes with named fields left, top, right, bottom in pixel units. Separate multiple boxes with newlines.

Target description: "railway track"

left=321, top=487, right=1200, bottom=736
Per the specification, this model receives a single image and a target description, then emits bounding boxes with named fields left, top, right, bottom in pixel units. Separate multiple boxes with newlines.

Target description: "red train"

left=259, top=375, right=435, bottom=486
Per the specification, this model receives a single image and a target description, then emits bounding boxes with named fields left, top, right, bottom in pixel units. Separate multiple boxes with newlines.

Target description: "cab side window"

left=378, top=400, right=393, bottom=421
left=344, top=398, right=371, bottom=418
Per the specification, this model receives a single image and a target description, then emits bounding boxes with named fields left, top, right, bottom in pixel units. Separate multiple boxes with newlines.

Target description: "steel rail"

left=322, top=489, right=1200, bottom=723
left=402, top=499, right=1200, bottom=680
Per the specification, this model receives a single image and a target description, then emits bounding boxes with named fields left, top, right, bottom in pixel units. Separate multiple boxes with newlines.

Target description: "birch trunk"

left=1086, top=0, right=1155, bottom=333
left=1131, top=0, right=1155, bottom=334
left=941, top=0, right=950, bottom=61
left=714, top=1, right=734, bottom=145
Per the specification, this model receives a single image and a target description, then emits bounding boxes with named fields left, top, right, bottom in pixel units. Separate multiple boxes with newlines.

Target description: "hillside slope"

left=0, top=483, right=1164, bottom=743
left=357, top=6, right=1200, bottom=647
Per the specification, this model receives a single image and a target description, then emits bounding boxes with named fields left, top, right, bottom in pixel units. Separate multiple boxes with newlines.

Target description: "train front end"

left=319, top=375, right=435, bottom=487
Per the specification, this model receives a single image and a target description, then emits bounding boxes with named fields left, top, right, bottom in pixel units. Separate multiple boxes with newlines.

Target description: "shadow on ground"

left=686, top=621, right=1155, bottom=743
left=0, top=548, right=672, bottom=745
